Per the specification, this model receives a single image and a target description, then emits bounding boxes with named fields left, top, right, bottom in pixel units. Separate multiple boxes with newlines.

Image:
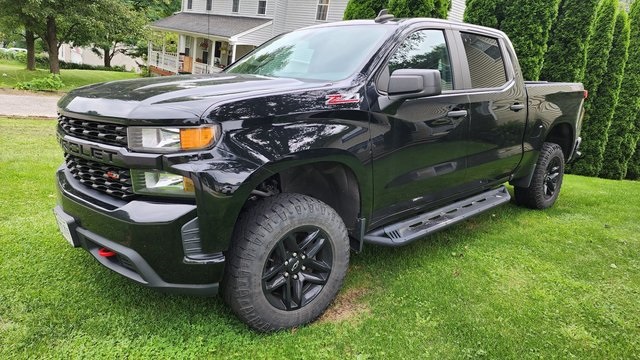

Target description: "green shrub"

left=572, top=9, right=629, bottom=177
left=388, top=0, right=451, bottom=18
left=14, top=74, right=65, bottom=91
left=464, top=0, right=561, bottom=80
left=539, top=0, right=600, bottom=83
left=344, top=0, right=389, bottom=19
left=598, top=1, right=640, bottom=179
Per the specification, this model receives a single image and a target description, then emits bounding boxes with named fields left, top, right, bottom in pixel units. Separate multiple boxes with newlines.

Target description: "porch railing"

left=148, top=50, right=223, bottom=75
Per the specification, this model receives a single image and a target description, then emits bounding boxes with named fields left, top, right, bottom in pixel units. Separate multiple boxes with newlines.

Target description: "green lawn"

left=1, top=118, right=639, bottom=359
left=0, top=60, right=139, bottom=92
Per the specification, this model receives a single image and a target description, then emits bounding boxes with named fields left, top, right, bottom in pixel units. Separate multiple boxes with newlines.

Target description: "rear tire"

left=222, top=193, right=349, bottom=331
left=514, top=142, right=565, bottom=209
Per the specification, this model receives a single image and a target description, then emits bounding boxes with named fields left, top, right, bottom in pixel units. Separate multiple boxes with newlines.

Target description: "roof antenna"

left=375, top=9, right=395, bottom=23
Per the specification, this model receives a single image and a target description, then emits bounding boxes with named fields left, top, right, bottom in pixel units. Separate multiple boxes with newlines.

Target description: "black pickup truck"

left=54, top=15, right=585, bottom=331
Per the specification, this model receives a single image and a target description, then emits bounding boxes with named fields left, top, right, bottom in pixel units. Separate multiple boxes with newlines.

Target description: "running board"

left=363, top=186, right=511, bottom=247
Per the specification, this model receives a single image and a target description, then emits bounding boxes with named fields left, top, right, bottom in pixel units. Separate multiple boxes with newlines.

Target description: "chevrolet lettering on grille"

left=59, top=137, right=119, bottom=165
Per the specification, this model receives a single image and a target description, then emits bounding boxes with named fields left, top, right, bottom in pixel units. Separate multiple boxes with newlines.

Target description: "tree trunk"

left=46, top=16, right=60, bottom=74
left=103, top=46, right=111, bottom=68
left=25, top=30, right=36, bottom=71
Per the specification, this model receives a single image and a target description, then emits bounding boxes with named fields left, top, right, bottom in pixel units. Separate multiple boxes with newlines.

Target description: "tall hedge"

left=463, top=0, right=504, bottom=28
left=501, top=0, right=562, bottom=80
left=388, top=0, right=451, bottom=18
left=464, top=0, right=561, bottom=80
left=628, top=142, right=640, bottom=179
left=343, top=0, right=389, bottom=20
left=572, top=9, right=629, bottom=176
left=539, top=0, right=600, bottom=83
left=600, top=1, right=640, bottom=179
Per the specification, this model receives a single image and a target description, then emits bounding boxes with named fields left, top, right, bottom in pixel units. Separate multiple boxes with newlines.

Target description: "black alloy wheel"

left=262, top=226, right=333, bottom=311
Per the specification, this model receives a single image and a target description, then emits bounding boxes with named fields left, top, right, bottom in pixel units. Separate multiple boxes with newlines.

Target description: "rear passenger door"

left=456, top=31, right=527, bottom=188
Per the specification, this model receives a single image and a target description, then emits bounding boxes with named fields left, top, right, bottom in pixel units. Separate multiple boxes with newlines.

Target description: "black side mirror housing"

left=388, top=69, right=442, bottom=98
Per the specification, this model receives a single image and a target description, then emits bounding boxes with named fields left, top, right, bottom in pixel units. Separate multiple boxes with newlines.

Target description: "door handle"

left=447, top=110, right=468, bottom=118
left=510, top=103, right=526, bottom=112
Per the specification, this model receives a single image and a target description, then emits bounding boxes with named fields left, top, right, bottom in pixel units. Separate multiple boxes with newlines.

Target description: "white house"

left=148, top=0, right=349, bottom=75
left=147, top=0, right=467, bottom=76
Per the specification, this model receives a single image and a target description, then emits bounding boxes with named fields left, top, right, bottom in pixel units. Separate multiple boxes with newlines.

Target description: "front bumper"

left=55, top=166, right=224, bottom=296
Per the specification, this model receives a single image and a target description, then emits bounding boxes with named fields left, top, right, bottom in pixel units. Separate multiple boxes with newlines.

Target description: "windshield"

left=226, top=25, right=393, bottom=81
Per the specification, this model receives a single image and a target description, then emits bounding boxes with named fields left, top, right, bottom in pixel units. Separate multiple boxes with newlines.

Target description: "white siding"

left=212, top=0, right=275, bottom=18
left=273, top=0, right=348, bottom=35
left=184, top=0, right=207, bottom=13
left=234, top=22, right=275, bottom=45
left=448, top=0, right=466, bottom=22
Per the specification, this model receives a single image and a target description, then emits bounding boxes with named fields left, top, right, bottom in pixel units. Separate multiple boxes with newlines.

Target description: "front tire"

left=222, top=193, right=349, bottom=331
left=514, top=142, right=565, bottom=209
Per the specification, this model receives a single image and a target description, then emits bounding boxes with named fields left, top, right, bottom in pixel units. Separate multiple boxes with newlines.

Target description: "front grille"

left=58, top=115, right=127, bottom=147
left=65, top=153, right=136, bottom=200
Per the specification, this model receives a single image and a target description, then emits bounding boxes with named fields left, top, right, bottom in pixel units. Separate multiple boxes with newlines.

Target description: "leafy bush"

left=388, top=0, right=451, bottom=18
left=571, top=8, right=629, bottom=177
left=343, top=0, right=389, bottom=19
left=539, top=0, right=599, bottom=83
left=14, top=74, right=65, bottom=91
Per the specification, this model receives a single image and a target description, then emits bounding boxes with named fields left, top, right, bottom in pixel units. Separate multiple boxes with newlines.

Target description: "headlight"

left=127, top=125, right=219, bottom=153
left=131, top=170, right=195, bottom=198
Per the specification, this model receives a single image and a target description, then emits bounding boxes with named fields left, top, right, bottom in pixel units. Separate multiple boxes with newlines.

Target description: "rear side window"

left=461, top=32, right=507, bottom=88
left=386, top=29, right=454, bottom=91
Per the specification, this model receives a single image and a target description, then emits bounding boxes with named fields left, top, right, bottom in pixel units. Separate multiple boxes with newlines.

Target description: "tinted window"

left=387, top=30, right=453, bottom=90
left=461, top=33, right=507, bottom=88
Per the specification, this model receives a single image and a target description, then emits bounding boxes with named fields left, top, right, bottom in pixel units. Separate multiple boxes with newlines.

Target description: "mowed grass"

left=0, top=60, right=139, bottom=92
left=1, top=118, right=639, bottom=359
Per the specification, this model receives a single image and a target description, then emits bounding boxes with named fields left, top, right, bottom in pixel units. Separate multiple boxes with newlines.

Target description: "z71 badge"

left=325, top=94, right=360, bottom=105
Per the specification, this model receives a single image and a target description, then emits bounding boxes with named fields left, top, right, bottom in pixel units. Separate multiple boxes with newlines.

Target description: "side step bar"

left=363, top=186, right=511, bottom=247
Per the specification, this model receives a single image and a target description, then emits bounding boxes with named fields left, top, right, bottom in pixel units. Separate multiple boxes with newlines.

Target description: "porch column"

left=161, top=36, right=166, bottom=69
left=207, top=39, right=214, bottom=73
left=192, top=36, right=197, bottom=72
left=231, top=43, right=237, bottom=63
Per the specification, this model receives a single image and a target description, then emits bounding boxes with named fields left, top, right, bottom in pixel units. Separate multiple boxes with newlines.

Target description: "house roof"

left=150, top=12, right=271, bottom=38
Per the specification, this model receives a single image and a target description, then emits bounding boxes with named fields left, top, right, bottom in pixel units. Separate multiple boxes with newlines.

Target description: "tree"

left=539, top=0, right=600, bottom=83
left=601, top=1, right=640, bottom=179
left=464, top=0, right=561, bottom=80
left=388, top=0, right=451, bottom=18
left=0, top=0, right=42, bottom=70
left=464, top=0, right=504, bottom=28
left=572, top=8, right=629, bottom=176
left=344, top=0, right=389, bottom=20
left=90, top=0, right=147, bottom=68
left=499, top=0, right=562, bottom=80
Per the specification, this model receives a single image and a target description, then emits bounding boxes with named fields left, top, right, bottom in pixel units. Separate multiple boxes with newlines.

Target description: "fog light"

left=131, top=170, right=195, bottom=198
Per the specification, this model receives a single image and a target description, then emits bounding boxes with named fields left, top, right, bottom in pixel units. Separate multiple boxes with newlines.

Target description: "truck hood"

left=58, top=74, right=331, bottom=123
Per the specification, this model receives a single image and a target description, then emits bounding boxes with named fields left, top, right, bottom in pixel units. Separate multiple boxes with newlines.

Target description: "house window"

left=187, top=0, right=192, bottom=10
left=206, top=0, right=212, bottom=11
left=316, top=0, right=329, bottom=21
left=232, top=0, right=239, bottom=13
left=257, top=0, right=266, bottom=15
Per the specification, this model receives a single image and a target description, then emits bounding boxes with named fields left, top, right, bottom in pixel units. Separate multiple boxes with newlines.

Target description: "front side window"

left=386, top=29, right=453, bottom=90
left=316, top=0, right=330, bottom=21
left=226, top=25, right=393, bottom=81
left=258, top=0, right=266, bottom=15
left=461, top=32, right=507, bottom=89
left=232, top=0, right=240, bottom=13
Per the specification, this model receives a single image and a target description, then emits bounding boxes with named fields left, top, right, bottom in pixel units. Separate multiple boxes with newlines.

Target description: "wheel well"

left=545, top=123, right=573, bottom=160
left=251, top=162, right=361, bottom=235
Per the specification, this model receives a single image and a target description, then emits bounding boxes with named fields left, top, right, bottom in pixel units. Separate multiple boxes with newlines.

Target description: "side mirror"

left=388, top=69, right=442, bottom=98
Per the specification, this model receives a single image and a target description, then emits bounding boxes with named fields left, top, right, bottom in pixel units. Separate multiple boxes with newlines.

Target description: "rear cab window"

left=460, top=32, right=508, bottom=89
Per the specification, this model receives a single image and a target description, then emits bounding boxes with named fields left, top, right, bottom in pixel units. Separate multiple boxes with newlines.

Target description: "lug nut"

left=284, top=261, right=289, bottom=265
left=292, top=252, right=297, bottom=257
left=293, top=275, right=298, bottom=279
left=301, top=266, right=306, bottom=271
left=283, top=272, right=289, bottom=277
